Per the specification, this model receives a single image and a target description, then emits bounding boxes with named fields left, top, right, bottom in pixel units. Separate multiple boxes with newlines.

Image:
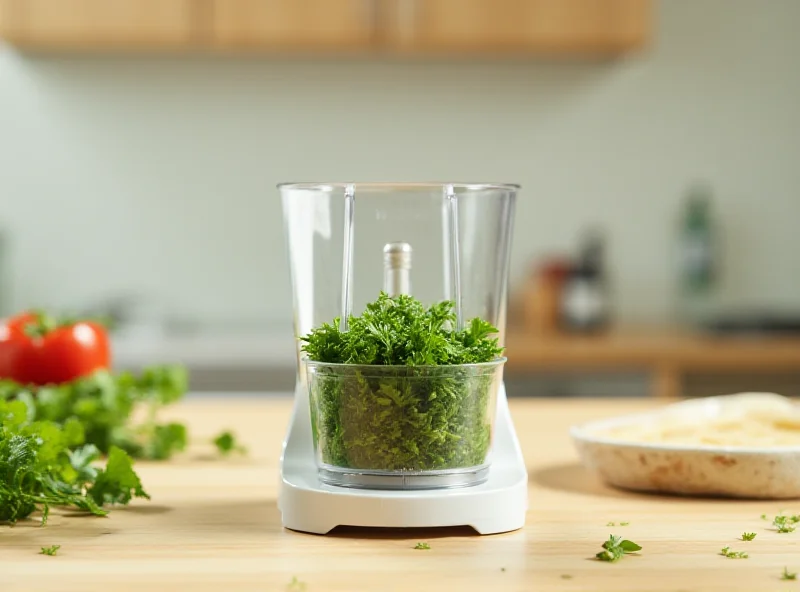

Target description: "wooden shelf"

left=504, top=328, right=800, bottom=398
left=0, top=0, right=198, bottom=49
left=208, top=0, right=375, bottom=51
left=0, top=0, right=650, bottom=55
left=383, top=0, right=650, bottom=55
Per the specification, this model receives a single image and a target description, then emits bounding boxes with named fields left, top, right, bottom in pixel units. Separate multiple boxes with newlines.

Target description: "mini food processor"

left=278, top=183, right=527, bottom=534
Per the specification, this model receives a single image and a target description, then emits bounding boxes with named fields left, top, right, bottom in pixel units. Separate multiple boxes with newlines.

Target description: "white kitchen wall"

left=0, top=0, right=798, bottom=328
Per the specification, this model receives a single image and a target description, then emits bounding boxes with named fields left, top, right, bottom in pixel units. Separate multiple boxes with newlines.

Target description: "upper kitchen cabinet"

left=0, top=0, right=197, bottom=48
left=0, top=0, right=650, bottom=55
left=209, top=0, right=375, bottom=51
left=382, top=0, right=650, bottom=55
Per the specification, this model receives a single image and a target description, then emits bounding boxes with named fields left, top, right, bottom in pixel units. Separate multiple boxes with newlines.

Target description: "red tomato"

left=0, top=312, right=111, bottom=385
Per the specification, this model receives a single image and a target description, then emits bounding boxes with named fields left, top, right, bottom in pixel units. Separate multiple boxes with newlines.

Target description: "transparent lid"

left=280, top=182, right=517, bottom=350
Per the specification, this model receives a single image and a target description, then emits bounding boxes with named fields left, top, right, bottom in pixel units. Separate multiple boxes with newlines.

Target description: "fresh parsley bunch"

left=302, top=293, right=504, bottom=472
left=0, top=365, right=189, bottom=461
left=0, top=399, right=148, bottom=525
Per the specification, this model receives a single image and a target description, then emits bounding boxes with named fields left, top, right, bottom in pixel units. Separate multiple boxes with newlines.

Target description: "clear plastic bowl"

left=306, top=359, right=505, bottom=489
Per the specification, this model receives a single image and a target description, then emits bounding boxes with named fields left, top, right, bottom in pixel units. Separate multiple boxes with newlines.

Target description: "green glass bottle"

left=678, top=184, right=717, bottom=326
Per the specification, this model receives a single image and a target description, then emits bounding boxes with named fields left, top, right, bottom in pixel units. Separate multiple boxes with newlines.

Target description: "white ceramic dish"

left=571, top=393, right=800, bottom=499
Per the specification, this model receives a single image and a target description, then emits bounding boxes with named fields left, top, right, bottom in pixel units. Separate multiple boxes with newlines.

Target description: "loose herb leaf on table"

left=773, top=514, right=797, bottom=533
left=596, top=535, right=642, bottom=563
left=414, top=542, right=431, bottom=550
left=89, top=446, right=150, bottom=506
left=213, top=431, right=247, bottom=456
left=39, top=545, right=60, bottom=556
left=720, top=546, right=748, bottom=559
left=302, top=293, right=504, bottom=472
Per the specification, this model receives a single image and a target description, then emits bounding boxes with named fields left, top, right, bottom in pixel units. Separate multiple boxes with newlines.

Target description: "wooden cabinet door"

left=383, top=0, right=649, bottom=54
left=209, top=0, right=375, bottom=50
left=0, top=0, right=197, bottom=48
left=522, top=0, right=649, bottom=52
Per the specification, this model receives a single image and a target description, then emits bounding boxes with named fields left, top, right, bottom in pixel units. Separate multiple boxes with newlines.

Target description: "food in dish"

left=595, top=393, right=800, bottom=447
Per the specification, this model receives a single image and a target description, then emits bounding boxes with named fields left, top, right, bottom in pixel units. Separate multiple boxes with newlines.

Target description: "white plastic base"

left=278, top=382, right=528, bottom=535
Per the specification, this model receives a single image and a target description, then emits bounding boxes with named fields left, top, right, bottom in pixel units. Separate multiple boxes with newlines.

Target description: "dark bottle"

left=678, top=184, right=717, bottom=325
left=561, top=231, right=611, bottom=333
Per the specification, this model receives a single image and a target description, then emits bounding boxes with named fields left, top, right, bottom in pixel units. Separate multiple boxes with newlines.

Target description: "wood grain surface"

left=505, top=328, right=800, bottom=398
left=3, top=396, right=799, bottom=592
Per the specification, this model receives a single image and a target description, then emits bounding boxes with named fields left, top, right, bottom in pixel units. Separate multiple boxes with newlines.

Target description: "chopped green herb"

left=287, top=576, right=306, bottom=591
left=595, top=534, right=642, bottom=563
left=213, top=431, right=247, bottom=456
left=561, top=574, right=573, bottom=580
left=500, top=567, right=506, bottom=572
left=303, top=293, right=504, bottom=472
left=791, top=515, right=800, bottom=524
left=39, top=545, right=60, bottom=556
left=761, top=514, right=768, bottom=520
left=620, top=521, right=630, bottom=526
left=782, top=567, right=798, bottom=581
left=741, top=532, right=757, bottom=541
left=773, top=515, right=797, bottom=533
left=606, top=522, right=615, bottom=526
left=302, top=293, right=503, bottom=366
left=414, top=542, right=431, bottom=550
left=720, top=546, right=748, bottom=559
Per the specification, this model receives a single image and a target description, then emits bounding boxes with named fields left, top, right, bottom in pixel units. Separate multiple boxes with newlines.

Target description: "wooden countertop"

left=506, top=327, right=800, bottom=369
left=505, top=328, right=800, bottom=398
left=4, top=396, right=799, bottom=592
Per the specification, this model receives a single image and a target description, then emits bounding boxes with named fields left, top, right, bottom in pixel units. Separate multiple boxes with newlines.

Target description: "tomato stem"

left=22, top=311, right=110, bottom=338
left=24, top=311, right=60, bottom=339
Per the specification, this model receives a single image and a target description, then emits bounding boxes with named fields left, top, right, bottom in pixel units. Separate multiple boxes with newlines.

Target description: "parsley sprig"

left=0, top=400, right=148, bottom=524
left=414, top=542, right=431, bottom=550
left=39, top=545, right=60, bottom=556
left=595, top=535, right=642, bottom=562
left=213, top=431, right=247, bottom=456
left=720, top=546, right=748, bottom=559
left=0, top=365, right=189, bottom=461
left=741, top=532, right=757, bottom=541
left=772, top=513, right=799, bottom=533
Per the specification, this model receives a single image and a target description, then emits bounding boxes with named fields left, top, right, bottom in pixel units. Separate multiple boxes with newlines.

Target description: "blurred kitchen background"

left=1, top=0, right=799, bottom=398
